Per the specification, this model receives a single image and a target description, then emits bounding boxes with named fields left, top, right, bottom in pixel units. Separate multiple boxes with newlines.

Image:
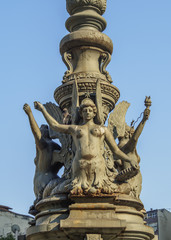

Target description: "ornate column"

left=54, top=0, right=120, bottom=122
left=26, top=1, right=155, bottom=240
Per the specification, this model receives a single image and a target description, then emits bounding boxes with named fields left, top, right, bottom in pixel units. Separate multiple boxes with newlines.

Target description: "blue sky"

left=0, top=0, right=171, bottom=216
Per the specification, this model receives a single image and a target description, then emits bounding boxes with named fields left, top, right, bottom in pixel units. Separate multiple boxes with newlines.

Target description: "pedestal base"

left=26, top=194, right=154, bottom=240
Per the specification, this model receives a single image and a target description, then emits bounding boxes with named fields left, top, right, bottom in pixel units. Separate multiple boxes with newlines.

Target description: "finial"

left=144, top=96, right=152, bottom=108
left=65, top=0, right=107, bottom=32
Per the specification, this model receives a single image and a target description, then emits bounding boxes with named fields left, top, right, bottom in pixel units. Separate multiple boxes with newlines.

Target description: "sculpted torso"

left=35, top=141, right=54, bottom=172
left=66, top=123, right=106, bottom=194
left=34, top=141, right=57, bottom=197
left=71, top=124, right=105, bottom=160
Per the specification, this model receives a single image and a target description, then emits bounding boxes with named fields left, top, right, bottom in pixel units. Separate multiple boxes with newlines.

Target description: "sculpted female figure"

left=34, top=98, right=137, bottom=195
left=116, top=107, right=151, bottom=198
left=23, top=104, right=62, bottom=204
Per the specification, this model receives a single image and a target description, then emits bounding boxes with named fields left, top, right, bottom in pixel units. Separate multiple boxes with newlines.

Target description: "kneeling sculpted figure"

left=23, top=104, right=63, bottom=205
left=34, top=98, right=137, bottom=195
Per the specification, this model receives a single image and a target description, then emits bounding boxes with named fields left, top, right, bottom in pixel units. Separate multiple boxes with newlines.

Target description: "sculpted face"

left=82, top=106, right=95, bottom=121
left=79, top=98, right=97, bottom=121
left=124, top=125, right=135, bottom=139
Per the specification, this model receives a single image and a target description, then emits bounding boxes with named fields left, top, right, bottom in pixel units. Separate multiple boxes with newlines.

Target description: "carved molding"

left=62, top=72, right=106, bottom=83
left=55, top=81, right=120, bottom=103
left=66, top=0, right=107, bottom=15
left=60, top=30, right=113, bottom=55
left=54, top=79, right=120, bottom=113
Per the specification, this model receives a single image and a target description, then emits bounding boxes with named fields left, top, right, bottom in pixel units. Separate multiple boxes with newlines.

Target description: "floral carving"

left=66, top=0, right=107, bottom=15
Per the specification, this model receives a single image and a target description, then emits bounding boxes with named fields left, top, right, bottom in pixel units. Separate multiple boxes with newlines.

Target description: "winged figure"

left=42, top=102, right=73, bottom=198
left=34, top=80, right=138, bottom=196
left=23, top=103, right=63, bottom=213
left=106, top=97, right=151, bottom=198
left=42, top=81, right=80, bottom=197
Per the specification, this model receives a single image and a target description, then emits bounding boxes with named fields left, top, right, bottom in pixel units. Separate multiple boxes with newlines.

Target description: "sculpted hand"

left=34, top=101, right=44, bottom=112
left=143, top=108, right=150, bottom=121
left=23, top=103, right=32, bottom=115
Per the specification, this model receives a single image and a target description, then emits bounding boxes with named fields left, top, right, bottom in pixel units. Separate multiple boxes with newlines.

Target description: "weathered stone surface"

left=54, top=79, right=120, bottom=121
left=66, top=0, right=107, bottom=15
left=60, top=30, right=113, bottom=55
left=23, top=104, right=63, bottom=213
left=27, top=194, right=154, bottom=240
left=25, top=0, right=154, bottom=240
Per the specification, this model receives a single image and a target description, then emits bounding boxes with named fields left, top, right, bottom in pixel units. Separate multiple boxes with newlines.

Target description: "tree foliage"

left=0, top=234, right=15, bottom=240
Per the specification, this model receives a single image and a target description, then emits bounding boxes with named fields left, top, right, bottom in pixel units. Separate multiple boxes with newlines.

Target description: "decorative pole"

left=26, top=1, right=154, bottom=240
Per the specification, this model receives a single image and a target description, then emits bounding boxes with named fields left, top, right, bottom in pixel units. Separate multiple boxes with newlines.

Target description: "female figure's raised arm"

left=23, top=103, right=42, bottom=147
left=34, top=101, right=71, bottom=134
left=127, top=108, right=150, bottom=151
left=133, top=108, right=150, bottom=142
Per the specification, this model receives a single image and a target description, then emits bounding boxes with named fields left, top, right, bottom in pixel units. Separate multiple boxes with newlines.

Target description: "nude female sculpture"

left=116, top=107, right=151, bottom=198
left=34, top=98, right=137, bottom=195
left=23, top=104, right=62, bottom=203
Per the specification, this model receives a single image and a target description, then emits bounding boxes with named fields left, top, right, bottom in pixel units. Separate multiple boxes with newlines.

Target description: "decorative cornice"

left=54, top=79, right=120, bottom=112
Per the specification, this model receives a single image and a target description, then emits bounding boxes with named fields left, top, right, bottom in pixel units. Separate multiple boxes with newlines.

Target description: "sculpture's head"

left=118, top=124, right=135, bottom=142
left=40, top=124, right=50, bottom=138
left=79, top=98, right=97, bottom=121
left=124, top=124, right=135, bottom=139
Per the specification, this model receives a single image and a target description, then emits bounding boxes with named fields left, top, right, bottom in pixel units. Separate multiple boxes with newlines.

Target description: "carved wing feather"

left=43, top=102, right=63, bottom=139
left=43, top=102, right=70, bottom=150
left=108, top=101, right=130, bottom=139
left=71, top=80, right=79, bottom=124
left=43, top=102, right=73, bottom=172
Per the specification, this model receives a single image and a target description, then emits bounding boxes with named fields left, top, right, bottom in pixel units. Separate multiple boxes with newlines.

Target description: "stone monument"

left=25, top=1, right=154, bottom=239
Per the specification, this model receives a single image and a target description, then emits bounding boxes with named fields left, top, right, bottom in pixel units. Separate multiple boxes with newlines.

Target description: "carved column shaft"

left=54, top=0, right=119, bottom=120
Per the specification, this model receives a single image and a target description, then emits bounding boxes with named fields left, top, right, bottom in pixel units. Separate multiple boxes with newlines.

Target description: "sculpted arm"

left=105, top=128, right=136, bottom=166
left=129, top=108, right=150, bottom=149
left=23, top=104, right=41, bottom=142
left=34, top=101, right=71, bottom=134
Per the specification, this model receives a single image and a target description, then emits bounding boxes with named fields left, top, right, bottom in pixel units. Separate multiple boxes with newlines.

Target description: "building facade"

left=0, top=205, right=33, bottom=239
left=145, top=209, right=171, bottom=240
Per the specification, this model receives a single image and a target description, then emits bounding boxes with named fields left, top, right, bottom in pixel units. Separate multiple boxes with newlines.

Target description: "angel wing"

left=96, top=79, right=103, bottom=125
left=108, top=101, right=130, bottom=139
left=43, top=102, right=63, bottom=138
left=103, top=101, right=130, bottom=182
left=43, top=102, right=73, bottom=176
left=71, top=80, right=80, bottom=124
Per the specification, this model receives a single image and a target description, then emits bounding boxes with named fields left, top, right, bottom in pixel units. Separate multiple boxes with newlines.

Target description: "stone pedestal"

left=27, top=195, right=70, bottom=240
left=60, top=195, right=126, bottom=240
left=27, top=194, right=154, bottom=240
